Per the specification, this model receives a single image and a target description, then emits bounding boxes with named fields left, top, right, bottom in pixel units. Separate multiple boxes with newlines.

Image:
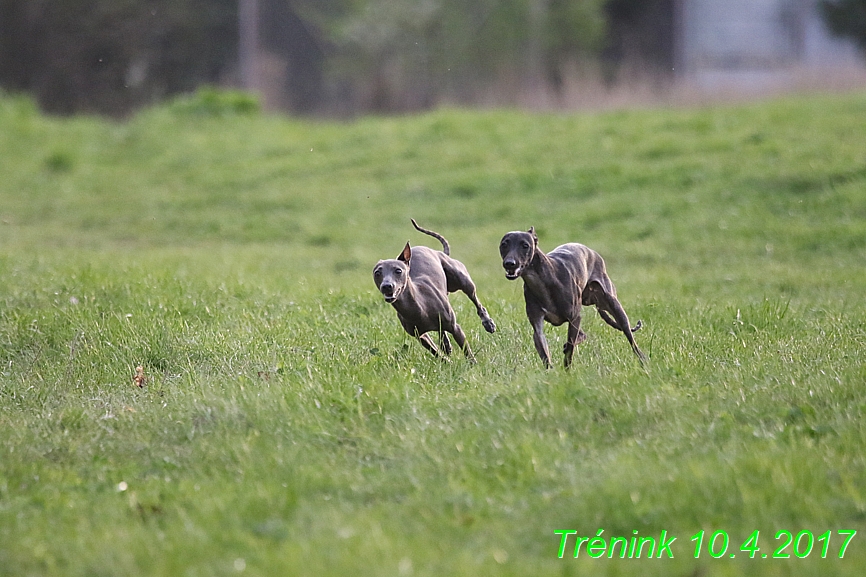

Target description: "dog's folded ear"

left=528, top=226, right=538, bottom=244
left=398, top=242, right=412, bottom=263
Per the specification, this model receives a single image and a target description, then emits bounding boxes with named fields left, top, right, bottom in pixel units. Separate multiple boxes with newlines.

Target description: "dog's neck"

left=390, top=278, right=418, bottom=311
left=527, top=245, right=555, bottom=276
left=521, top=246, right=561, bottom=296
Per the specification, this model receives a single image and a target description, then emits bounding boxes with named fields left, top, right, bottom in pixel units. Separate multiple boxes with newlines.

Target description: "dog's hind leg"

left=444, top=262, right=496, bottom=333
left=465, top=285, right=496, bottom=334
left=589, top=285, right=647, bottom=363
left=598, top=309, right=643, bottom=333
left=448, top=323, right=476, bottom=363
left=585, top=282, right=643, bottom=334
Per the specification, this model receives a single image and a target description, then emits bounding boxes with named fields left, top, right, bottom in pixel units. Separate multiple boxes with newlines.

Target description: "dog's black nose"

left=381, top=282, right=394, bottom=294
left=503, top=259, right=516, bottom=269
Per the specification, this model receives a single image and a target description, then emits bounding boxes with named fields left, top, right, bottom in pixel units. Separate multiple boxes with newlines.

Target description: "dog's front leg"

left=439, top=332, right=453, bottom=355
left=417, top=333, right=440, bottom=357
left=526, top=302, right=552, bottom=368
left=564, top=319, right=586, bottom=368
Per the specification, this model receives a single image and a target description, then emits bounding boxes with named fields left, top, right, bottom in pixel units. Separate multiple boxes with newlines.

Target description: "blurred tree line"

left=820, top=0, right=866, bottom=54
left=0, top=0, right=237, bottom=115
left=14, top=0, right=847, bottom=117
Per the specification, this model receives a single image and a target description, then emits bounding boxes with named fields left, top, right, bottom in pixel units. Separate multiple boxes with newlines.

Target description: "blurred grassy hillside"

left=2, top=88, right=864, bottom=295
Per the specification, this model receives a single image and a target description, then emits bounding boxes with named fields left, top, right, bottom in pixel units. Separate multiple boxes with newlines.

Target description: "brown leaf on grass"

left=133, top=365, right=146, bottom=388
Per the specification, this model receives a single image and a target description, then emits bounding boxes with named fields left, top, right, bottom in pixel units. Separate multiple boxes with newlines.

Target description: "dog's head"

left=373, top=242, right=412, bottom=303
left=499, top=227, right=538, bottom=280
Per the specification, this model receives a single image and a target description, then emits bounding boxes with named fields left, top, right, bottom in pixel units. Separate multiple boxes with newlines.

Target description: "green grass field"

left=1, top=88, right=865, bottom=576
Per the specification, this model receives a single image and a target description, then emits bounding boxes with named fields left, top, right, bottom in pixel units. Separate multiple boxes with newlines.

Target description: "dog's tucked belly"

left=543, top=309, right=566, bottom=326
left=395, top=306, right=446, bottom=335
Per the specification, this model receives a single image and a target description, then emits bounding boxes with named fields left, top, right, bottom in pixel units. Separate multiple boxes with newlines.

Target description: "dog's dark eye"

left=395, top=268, right=403, bottom=275
left=521, top=242, right=530, bottom=249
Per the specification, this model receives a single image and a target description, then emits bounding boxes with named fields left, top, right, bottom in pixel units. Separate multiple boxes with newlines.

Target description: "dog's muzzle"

left=503, top=261, right=521, bottom=280
left=380, top=283, right=397, bottom=303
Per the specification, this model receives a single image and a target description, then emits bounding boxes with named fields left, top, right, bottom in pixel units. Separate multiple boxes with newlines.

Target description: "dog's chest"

left=523, top=272, right=567, bottom=325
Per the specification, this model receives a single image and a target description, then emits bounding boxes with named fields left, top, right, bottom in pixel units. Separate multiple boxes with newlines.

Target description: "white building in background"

left=675, top=0, right=865, bottom=91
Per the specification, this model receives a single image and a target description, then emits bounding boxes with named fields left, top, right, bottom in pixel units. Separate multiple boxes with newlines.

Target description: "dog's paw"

left=482, top=317, right=497, bottom=333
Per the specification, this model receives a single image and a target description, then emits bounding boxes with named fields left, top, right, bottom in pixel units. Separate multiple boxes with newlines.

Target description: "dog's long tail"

left=411, top=219, right=450, bottom=255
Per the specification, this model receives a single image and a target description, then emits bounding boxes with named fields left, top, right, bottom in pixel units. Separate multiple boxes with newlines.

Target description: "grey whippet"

left=499, top=227, right=646, bottom=367
left=374, top=219, right=496, bottom=361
